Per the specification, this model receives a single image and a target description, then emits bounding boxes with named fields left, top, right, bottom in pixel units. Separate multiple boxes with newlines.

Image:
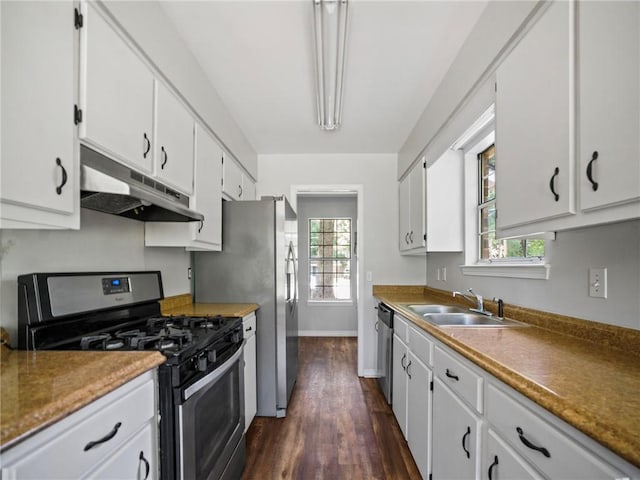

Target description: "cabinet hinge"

left=74, top=7, right=83, bottom=29
left=430, top=380, right=433, bottom=391
left=74, top=104, right=83, bottom=125
left=424, top=234, right=427, bottom=241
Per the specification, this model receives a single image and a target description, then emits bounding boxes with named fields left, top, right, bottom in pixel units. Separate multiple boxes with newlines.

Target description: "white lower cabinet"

left=432, top=376, right=481, bottom=480
left=482, top=428, right=543, bottom=480
left=392, top=332, right=409, bottom=438
left=243, top=313, right=258, bottom=433
left=0, top=371, right=158, bottom=479
left=388, top=309, right=640, bottom=480
left=486, top=384, right=628, bottom=480
left=392, top=316, right=433, bottom=479
left=85, top=423, right=155, bottom=480
left=406, top=350, right=432, bottom=479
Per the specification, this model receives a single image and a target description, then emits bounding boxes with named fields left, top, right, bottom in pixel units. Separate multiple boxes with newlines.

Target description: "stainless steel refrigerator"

left=193, top=196, right=298, bottom=418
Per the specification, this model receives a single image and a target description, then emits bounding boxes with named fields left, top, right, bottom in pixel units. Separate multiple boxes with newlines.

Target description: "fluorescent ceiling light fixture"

left=313, top=0, right=348, bottom=131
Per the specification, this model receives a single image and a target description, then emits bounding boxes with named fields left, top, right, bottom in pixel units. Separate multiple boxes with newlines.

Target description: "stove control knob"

left=196, top=355, right=207, bottom=372
left=207, top=349, right=217, bottom=363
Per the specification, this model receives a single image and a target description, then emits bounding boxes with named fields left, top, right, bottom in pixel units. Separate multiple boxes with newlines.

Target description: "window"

left=309, top=218, right=351, bottom=301
left=477, top=144, right=545, bottom=262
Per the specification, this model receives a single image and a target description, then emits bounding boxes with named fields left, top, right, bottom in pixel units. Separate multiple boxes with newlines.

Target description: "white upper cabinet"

left=80, top=1, right=155, bottom=174
left=398, top=158, right=426, bottom=253
left=578, top=1, right=640, bottom=212
left=145, top=124, right=222, bottom=250
left=398, top=173, right=412, bottom=252
left=426, top=150, right=464, bottom=252
left=1, top=1, right=79, bottom=229
left=496, top=1, right=575, bottom=230
left=154, top=83, right=195, bottom=195
left=223, top=154, right=256, bottom=201
left=191, top=126, right=222, bottom=249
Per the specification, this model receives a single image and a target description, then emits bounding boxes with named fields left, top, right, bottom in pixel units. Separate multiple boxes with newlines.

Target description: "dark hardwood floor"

left=242, top=337, right=421, bottom=480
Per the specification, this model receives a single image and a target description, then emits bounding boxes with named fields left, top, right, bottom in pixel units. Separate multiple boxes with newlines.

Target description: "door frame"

left=291, top=184, right=365, bottom=376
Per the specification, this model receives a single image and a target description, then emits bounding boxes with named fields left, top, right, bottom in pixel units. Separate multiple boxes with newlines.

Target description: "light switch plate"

left=589, top=268, right=607, bottom=298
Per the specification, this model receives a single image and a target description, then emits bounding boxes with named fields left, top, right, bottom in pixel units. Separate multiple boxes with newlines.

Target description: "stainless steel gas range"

left=17, top=271, right=246, bottom=480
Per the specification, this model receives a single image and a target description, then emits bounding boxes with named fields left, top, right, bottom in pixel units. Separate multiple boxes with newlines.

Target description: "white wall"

left=102, top=1, right=257, bottom=178
left=427, top=220, right=640, bottom=330
left=0, top=209, right=191, bottom=343
left=258, top=153, right=426, bottom=374
left=398, top=0, right=539, bottom=177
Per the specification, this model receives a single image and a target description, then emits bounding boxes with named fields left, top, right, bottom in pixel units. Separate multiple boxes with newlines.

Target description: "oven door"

left=178, top=342, right=245, bottom=480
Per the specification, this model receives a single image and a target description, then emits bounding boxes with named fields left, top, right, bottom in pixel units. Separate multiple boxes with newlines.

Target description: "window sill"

left=460, top=263, right=550, bottom=280
left=307, top=300, right=354, bottom=306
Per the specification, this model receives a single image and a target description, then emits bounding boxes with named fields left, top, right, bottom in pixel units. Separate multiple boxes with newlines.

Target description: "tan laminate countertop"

left=160, top=294, right=259, bottom=318
left=0, top=350, right=165, bottom=450
left=374, top=286, right=640, bottom=469
left=162, top=303, right=259, bottom=318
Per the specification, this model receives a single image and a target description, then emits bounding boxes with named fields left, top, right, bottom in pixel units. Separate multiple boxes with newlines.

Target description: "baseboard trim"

left=298, top=330, right=358, bottom=337
left=362, top=369, right=380, bottom=378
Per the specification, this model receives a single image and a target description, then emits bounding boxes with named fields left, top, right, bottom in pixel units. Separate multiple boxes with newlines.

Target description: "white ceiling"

left=160, top=1, right=488, bottom=155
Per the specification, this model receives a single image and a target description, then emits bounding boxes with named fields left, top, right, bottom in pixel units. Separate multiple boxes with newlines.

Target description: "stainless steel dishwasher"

left=376, top=302, right=394, bottom=404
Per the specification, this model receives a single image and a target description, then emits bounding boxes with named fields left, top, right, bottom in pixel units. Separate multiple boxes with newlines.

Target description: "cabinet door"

left=483, top=428, right=543, bottom=480
left=496, top=1, right=575, bottom=230
left=579, top=1, right=640, bottom=212
left=392, top=334, right=408, bottom=437
left=409, top=159, right=426, bottom=248
left=223, top=154, right=244, bottom=200
left=84, top=423, right=156, bottom=480
left=398, top=175, right=412, bottom=251
left=426, top=150, right=464, bottom=252
left=406, top=352, right=432, bottom=480
left=1, top=1, right=78, bottom=228
left=155, top=82, right=195, bottom=194
left=191, top=126, right=222, bottom=248
left=80, top=2, right=154, bottom=173
left=244, top=330, right=257, bottom=432
left=432, top=377, right=480, bottom=480
left=243, top=178, right=257, bottom=201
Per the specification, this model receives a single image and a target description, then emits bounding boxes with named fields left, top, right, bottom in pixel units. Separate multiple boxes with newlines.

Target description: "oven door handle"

left=183, top=340, right=246, bottom=401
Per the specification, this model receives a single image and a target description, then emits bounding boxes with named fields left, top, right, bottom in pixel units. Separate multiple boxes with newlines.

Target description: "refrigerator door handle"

left=285, top=241, right=297, bottom=307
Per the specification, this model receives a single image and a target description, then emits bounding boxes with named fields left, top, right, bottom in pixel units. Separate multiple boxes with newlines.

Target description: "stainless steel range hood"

left=80, top=145, right=203, bottom=222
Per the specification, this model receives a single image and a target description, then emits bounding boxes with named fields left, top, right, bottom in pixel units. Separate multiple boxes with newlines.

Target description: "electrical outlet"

left=436, top=268, right=441, bottom=281
left=589, top=268, right=607, bottom=298
left=188, top=267, right=192, bottom=280
left=366, top=271, right=372, bottom=282
left=442, top=267, right=447, bottom=282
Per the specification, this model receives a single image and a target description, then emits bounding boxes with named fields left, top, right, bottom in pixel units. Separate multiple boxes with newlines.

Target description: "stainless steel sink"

left=405, top=304, right=467, bottom=315
left=423, top=313, right=525, bottom=327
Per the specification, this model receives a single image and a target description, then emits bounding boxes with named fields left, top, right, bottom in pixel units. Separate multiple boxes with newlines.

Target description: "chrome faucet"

left=453, top=288, right=492, bottom=316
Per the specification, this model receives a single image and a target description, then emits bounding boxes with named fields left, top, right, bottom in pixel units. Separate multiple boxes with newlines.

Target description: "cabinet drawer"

left=84, top=422, right=156, bottom=480
left=484, top=428, right=543, bottom=480
left=394, top=314, right=409, bottom=343
left=433, top=346, right=483, bottom=413
left=2, top=377, right=155, bottom=479
left=408, top=325, right=433, bottom=367
left=486, top=384, right=625, bottom=479
left=243, top=313, right=256, bottom=339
